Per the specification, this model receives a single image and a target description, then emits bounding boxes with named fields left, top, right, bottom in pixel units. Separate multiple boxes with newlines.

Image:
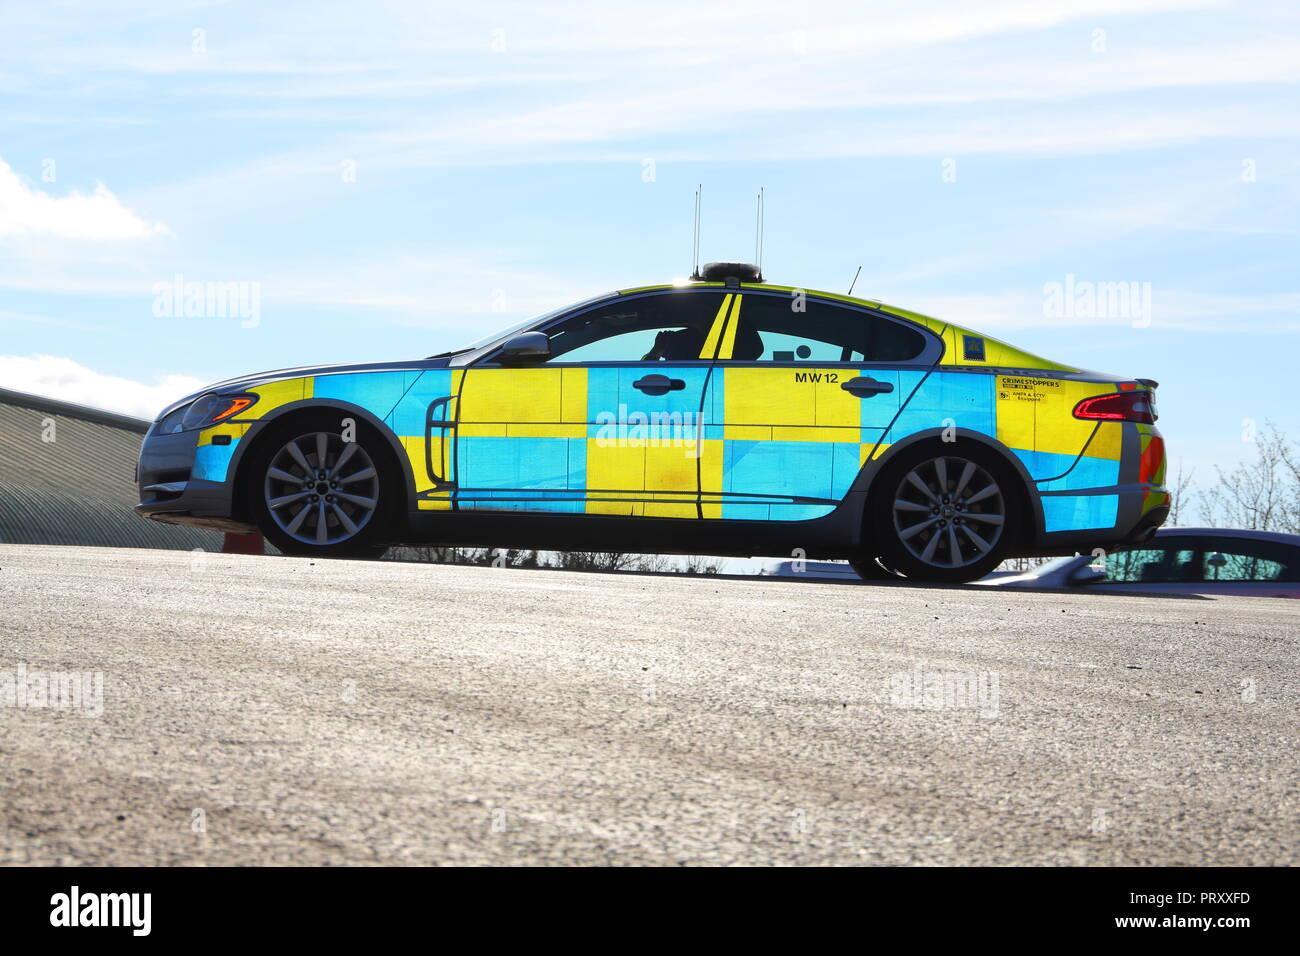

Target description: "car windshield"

left=445, top=293, right=611, bottom=356
left=457, top=315, right=539, bottom=352
left=427, top=319, right=535, bottom=358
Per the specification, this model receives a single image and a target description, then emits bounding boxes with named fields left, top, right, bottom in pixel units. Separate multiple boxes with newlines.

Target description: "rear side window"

left=729, top=294, right=927, bottom=363
left=1199, top=539, right=1300, bottom=582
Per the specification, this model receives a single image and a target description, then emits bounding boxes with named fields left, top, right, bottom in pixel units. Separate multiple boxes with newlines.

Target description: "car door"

left=450, top=289, right=733, bottom=516
left=698, top=291, right=938, bottom=520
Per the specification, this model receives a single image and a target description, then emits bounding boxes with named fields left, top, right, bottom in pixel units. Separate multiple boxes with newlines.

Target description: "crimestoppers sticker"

left=997, top=376, right=1061, bottom=403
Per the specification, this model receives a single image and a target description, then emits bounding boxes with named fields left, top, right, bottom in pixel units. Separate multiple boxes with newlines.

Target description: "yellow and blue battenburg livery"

left=137, top=262, right=1169, bottom=582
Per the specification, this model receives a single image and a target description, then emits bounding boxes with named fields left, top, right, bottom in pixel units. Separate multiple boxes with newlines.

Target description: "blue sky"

left=2, top=0, right=1298, bottom=485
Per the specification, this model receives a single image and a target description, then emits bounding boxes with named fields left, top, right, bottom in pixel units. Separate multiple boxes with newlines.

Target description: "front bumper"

left=135, top=426, right=255, bottom=533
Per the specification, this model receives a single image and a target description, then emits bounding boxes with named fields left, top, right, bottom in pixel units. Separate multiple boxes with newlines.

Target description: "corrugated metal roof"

left=0, top=391, right=220, bottom=551
left=0, top=386, right=152, bottom=433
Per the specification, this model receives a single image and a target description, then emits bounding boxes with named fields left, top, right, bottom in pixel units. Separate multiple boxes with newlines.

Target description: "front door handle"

left=841, top=376, right=894, bottom=397
left=633, top=374, right=686, bottom=396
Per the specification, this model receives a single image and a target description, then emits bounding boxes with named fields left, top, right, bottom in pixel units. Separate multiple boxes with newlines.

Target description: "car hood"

left=155, top=357, right=452, bottom=420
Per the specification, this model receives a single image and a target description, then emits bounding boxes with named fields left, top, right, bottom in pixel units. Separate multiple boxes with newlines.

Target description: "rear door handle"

left=841, top=376, right=894, bottom=397
left=633, top=374, right=686, bottom=395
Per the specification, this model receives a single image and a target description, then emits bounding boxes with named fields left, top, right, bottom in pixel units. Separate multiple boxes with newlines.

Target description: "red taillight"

left=1073, top=390, right=1157, bottom=424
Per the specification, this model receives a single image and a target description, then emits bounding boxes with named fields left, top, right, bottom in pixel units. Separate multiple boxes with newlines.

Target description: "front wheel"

left=248, top=416, right=395, bottom=559
left=870, top=445, right=1019, bottom=583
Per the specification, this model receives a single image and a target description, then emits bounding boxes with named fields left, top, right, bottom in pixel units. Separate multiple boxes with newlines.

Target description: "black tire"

left=244, top=412, right=398, bottom=559
left=848, top=556, right=901, bottom=581
left=869, top=442, right=1021, bottom=584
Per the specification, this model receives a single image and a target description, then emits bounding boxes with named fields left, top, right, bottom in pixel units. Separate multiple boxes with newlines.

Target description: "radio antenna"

left=847, top=265, right=862, bottom=296
left=754, top=187, right=765, bottom=276
left=690, top=185, right=702, bottom=279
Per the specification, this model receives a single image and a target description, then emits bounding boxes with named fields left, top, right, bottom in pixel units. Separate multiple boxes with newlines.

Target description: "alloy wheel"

left=891, top=455, right=1006, bottom=569
left=263, top=432, right=380, bottom=546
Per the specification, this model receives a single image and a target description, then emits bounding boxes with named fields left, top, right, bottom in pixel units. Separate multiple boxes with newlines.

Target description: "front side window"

left=726, top=294, right=928, bottom=363
left=542, top=291, right=727, bottom=363
left=1104, top=547, right=1198, bottom=583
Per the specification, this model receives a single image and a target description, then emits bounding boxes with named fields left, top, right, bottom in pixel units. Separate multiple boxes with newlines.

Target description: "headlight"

left=154, top=404, right=191, bottom=435
left=179, top=393, right=257, bottom=431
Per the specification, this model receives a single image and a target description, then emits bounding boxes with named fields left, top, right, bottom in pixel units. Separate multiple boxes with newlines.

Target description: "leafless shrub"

left=388, top=546, right=539, bottom=567
left=1167, top=459, right=1196, bottom=526
left=389, top=545, right=723, bottom=574
left=680, top=554, right=723, bottom=574
left=550, top=551, right=638, bottom=572
left=634, top=553, right=672, bottom=573
left=997, top=555, right=1051, bottom=572
left=1196, top=422, right=1300, bottom=533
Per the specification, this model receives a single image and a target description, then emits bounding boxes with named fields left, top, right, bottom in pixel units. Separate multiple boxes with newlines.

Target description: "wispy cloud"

left=0, top=246, right=604, bottom=334
left=2, top=0, right=1297, bottom=461
left=902, top=290, right=1300, bottom=332
left=0, top=159, right=170, bottom=240
left=0, top=354, right=203, bottom=419
left=0, top=308, right=108, bottom=333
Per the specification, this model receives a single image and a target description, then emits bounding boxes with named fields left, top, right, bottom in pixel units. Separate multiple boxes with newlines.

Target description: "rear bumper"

left=1021, top=416, right=1168, bottom=556
left=1027, top=483, right=1169, bottom=556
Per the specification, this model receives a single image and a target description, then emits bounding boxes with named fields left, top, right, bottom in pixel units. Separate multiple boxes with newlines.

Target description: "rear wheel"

left=247, top=415, right=396, bottom=559
left=871, top=444, right=1019, bottom=583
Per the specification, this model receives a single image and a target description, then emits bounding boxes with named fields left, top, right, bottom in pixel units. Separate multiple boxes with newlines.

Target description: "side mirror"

left=499, top=331, right=550, bottom=364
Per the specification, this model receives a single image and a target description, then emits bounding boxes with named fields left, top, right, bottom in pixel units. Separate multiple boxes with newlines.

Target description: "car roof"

left=611, top=281, right=956, bottom=349
left=610, top=280, right=1090, bottom=375
left=1154, top=527, right=1300, bottom=548
left=616, top=281, right=911, bottom=319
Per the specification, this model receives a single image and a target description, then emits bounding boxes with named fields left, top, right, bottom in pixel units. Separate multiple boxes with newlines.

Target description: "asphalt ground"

left=1, top=544, right=1295, bottom=865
